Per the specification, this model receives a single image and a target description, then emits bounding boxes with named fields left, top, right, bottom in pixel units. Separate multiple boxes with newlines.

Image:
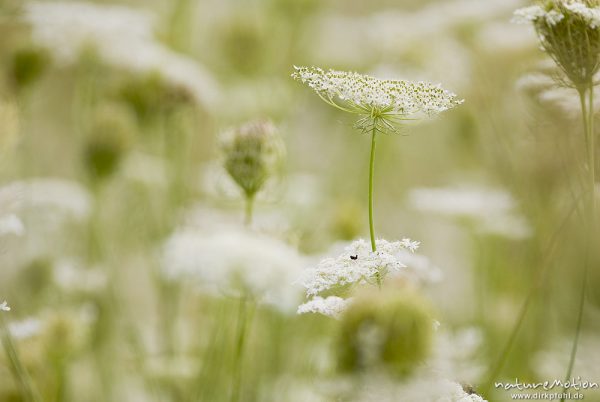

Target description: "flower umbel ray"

left=291, top=66, right=463, bottom=132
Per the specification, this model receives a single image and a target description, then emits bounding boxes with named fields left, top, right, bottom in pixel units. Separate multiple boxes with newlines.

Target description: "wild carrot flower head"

left=291, top=66, right=463, bottom=132
left=513, top=0, right=600, bottom=87
left=221, top=120, right=284, bottom=199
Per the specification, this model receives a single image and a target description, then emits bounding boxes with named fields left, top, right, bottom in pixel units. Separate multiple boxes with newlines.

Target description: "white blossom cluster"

left=513, top=2, right=600, bottom=28
left=292, top=66, right=463, bottom=119
left=298, top=238, right=439, bottom=318
left=296, top=296, right=352, bottom=318
left=162, top=226, right=305, bottom=312
left=23, top=2, right=218, bottom=108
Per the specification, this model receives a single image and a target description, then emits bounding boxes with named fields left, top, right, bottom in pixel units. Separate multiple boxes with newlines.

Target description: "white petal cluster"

left=564, top=1, right=600, bottom=28
left=162, top=226, right=305, bottom=312
left=23, top=2, right=218, bottom=108
left=297, top=238, right=440, bottom=318
left=297, top=296, right=351, bottom=318
left=512, top=5, right=547, bottom=24
left=513, top=2, right=600, bottom=28
left=292, top=66, right=463, bottom=118
left=300, top=239, right=416, bottom=298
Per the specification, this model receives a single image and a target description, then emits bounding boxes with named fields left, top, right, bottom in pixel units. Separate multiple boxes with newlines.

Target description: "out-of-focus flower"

left=297, top=296, right=351, bottom=318
left=220, top=120, right=284, bottom=200
left=53, top=260, right=107, bottom=294
left=428, top=327, right=485, bottom=382
left=292, top=66, right=462, bottom=132
left=0, top=214, right=24, bottom=237
left=8, top=46, right=49, bottom=91
left=0, top=178, right=92, bottom=221
left=337, top=288, right=434, bottom=377
left=8, top=318, right=42, bottom=340
left=0, top=301, right=10, bottom=312
left=517, top=71, right=600, bottom=116
left=23, top=1, right=219, bottom=108
left=514, top=1, right=600, bottom=87
left=409, top=186, right=532, bottom=239
left=162, top=226, right=305, bottom=312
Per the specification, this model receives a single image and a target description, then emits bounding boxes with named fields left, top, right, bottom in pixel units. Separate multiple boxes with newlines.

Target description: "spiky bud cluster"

left=221, top=120, right=283, bottom=199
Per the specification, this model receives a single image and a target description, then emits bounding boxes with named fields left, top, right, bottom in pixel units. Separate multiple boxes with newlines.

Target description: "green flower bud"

left=83, top=105, right=134, bottom=181
left=221, top=120, right=283, bottom=199
left=9, top=46, right=49, bottom=91
left=118, top=73, right=194, bottom=123
left=337, top=288, right=434, bottom=377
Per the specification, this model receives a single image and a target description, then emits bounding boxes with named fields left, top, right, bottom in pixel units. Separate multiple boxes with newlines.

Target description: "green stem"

left=0, top=314, right=42, bottom=402
left=562, top=85, right=595, bottom=401
left=230, top=297, right=254, bottom=402
left=368, top=127, right=382, bottom=289
left=368, top=127, right=377, bottom=253
left=244, top=194, right=255, bottom=228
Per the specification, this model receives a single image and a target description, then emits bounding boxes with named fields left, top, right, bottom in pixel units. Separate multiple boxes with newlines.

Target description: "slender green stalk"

left=368, top=126, right=382, bottom=289
left=0, top=314, right=41, bottom=402
left=368, top=126, right=377, bottom=253
left=230, top=297, right=254, bottom=402
left=244, top=194, right=255, bottom=227
left=562, top=84, right=595, bottom=401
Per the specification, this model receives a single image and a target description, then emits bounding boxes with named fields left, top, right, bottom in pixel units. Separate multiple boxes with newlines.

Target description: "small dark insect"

left=350, top=255, right=358, bottom=260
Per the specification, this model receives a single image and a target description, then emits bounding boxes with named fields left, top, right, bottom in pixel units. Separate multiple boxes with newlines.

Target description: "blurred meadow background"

left=0, top=0, right=599, bottom=401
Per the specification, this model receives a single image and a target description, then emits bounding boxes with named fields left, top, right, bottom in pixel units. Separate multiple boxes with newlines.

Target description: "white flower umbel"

left=292, top=66, right=463, bottom=131
left=300, top=238, right=432, bottom=299
left=301, top=239, right=408, bottom=298
left=23, top=2, right=218, bottom=108
left=0, top=301, right=10, bottom=312
left=297, top=296, right=352, bottom=318
left=162, top=226, right=305, bottom=312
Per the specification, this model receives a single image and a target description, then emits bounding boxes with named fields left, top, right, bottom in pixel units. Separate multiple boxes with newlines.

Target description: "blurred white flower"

left=517, top=72, right=600, bottom=117
left=8, top=318, right=42, bottom=340
left=0, top=301, right=10, bottom=312
left=53, top=260, right=107, bottom=294
left=297, top=296, right=351, bottom=318
left=429, top=327, right=486, bottom=382
left=24, top=1, right=219, bottom=108
left=0, top=178, right=92, bottom=221
left=409, top=186, right=532, bottom=239
left=0, top=214, right=25, bottom=236
left=162, top=226, right=305, bottom=312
